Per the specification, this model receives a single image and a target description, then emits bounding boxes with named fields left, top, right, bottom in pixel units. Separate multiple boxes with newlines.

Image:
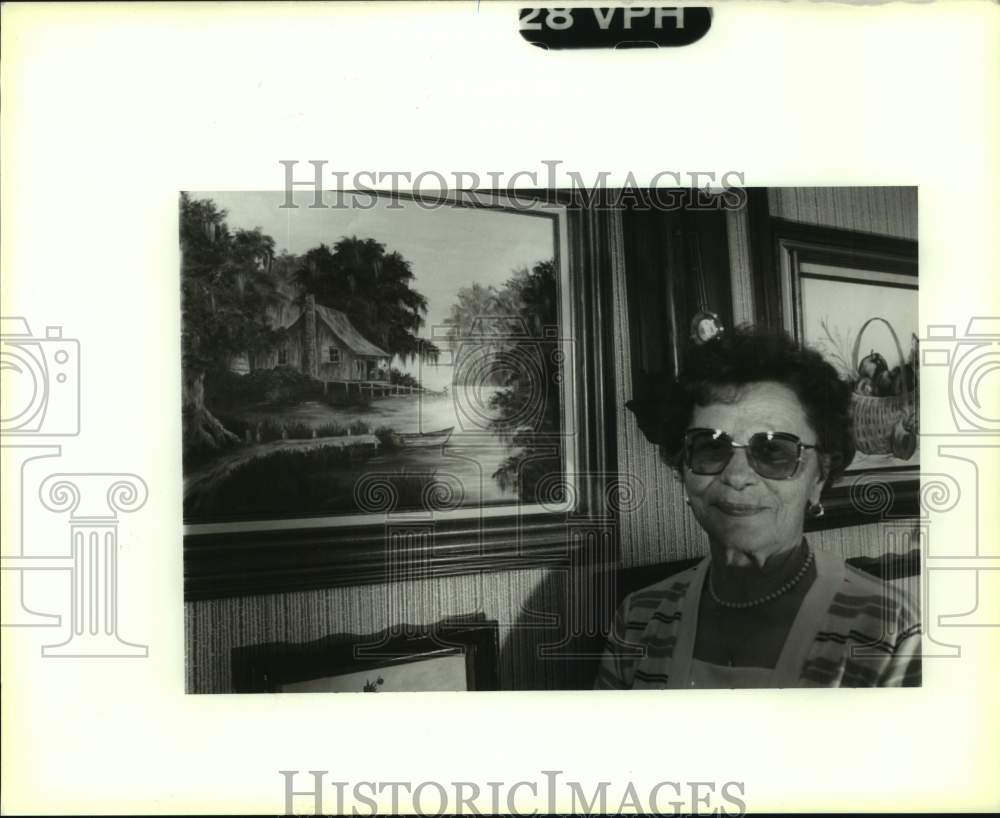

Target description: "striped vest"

left=596, top=548, right=921, bottom=689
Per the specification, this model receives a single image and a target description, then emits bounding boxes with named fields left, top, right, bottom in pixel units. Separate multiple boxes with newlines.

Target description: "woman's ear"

left=817, top=453, right=832, bottom=481
left=811, top=455, right=830, bottom=503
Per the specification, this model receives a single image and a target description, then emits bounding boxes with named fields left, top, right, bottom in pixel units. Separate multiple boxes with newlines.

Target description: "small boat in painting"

left=387, top=426, right=454, bottom=449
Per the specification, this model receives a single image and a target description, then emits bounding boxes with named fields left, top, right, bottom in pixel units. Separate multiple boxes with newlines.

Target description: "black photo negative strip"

left=519, top=7, right=712, bottom=50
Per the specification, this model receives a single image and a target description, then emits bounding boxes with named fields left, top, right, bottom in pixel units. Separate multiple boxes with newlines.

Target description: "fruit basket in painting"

left=847, top=317, right=918, bottom=460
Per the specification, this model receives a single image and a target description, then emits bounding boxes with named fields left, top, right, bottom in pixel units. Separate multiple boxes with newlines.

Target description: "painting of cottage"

left=231, top=296, right=398, bottom=397
left=181, top=191, right=565, bottom=526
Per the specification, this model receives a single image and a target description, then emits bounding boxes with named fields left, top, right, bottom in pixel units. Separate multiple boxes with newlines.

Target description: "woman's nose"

left=720, top=447, right=758, bottom=488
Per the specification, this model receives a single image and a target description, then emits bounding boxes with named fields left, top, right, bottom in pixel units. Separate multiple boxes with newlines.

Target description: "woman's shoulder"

left=826, top=552, right=921, bottom=627
left=619, top=562, right=703, bottom=624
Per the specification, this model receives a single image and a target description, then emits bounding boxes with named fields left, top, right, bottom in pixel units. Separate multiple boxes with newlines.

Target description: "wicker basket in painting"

left=850, top=317, right=915, bottom=455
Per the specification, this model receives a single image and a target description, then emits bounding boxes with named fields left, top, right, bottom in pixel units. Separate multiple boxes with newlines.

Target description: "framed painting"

left=231, top=619, right=500, bottom=693
left=765, top=219, right=919, bottom=528
left=182, top=190, right=621, bottom=598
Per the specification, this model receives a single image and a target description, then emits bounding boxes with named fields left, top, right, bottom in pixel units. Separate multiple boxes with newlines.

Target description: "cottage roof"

left=285, top=302, right=390, bottom=358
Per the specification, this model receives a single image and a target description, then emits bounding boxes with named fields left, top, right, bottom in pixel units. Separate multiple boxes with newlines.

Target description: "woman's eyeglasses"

left=682, top=428, right=818, bottom=480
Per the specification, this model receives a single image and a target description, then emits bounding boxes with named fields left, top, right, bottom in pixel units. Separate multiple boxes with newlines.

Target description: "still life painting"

left=798, top=261, right=919, bottom=473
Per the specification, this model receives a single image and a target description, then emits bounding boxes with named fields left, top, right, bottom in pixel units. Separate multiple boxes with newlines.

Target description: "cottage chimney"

left=302, top=294, right=318, bottom=378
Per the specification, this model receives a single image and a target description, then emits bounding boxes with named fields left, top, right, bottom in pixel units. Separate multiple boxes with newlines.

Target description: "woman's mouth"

left=714, top=500, right=767, bottom=517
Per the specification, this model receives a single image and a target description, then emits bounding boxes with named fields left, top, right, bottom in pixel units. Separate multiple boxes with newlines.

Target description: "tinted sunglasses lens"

left=687, top=431, right=732, bottom=474
left=748, top=434, right=800, bottom=478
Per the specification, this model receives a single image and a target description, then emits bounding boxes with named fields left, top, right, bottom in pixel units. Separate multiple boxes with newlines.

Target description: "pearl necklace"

left=707, top=548, right=815, bottom=609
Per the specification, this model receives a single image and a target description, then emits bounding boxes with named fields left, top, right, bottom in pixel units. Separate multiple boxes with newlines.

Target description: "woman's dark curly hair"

left=628, top=324, right=855, bottom=487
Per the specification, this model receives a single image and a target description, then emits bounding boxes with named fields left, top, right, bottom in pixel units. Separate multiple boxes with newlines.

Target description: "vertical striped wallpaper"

left=726, top=204, right=756, bottom=325
left=769, top=187, right=917, bottom=240
left=186, top=567, right=580, bottom=693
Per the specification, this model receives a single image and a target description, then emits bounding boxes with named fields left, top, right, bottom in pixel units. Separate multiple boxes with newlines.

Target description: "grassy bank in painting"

left=183, top=388, right=528, bottom=521
left=212, top=410, right=375, bottom=443
left=183, top=444, right=442, bottom=520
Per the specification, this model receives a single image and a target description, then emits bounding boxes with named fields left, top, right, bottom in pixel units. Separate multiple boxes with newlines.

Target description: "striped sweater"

left=596, top=547, right=921, bottom=689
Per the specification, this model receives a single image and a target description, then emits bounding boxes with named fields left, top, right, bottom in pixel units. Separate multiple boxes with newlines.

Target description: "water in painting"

left=181, top=192, right=566, bottom=523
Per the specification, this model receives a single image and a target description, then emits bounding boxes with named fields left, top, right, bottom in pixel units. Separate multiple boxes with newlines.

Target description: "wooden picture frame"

left=623, top=198, right=735, bottom=383
left=756, top=217, right=919, bottom=529
left=619, top=197, right=736, bottom=448
left=183, top=193, right=622, bottom=599
left=231, top=619, right=500, bottom=693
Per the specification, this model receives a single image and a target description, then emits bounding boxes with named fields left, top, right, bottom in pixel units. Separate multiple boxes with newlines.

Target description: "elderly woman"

left=597, top=326, right=920, bottom=688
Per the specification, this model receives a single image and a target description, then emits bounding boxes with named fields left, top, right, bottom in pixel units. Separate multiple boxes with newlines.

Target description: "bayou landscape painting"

left=181, top=192, right=566, bottom=525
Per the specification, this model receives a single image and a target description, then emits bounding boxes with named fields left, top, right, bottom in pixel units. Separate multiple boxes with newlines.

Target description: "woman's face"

left=683, top=381, right=825, bottom=563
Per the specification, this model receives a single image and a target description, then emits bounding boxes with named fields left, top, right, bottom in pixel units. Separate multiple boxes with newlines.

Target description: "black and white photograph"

left=5, top=3, right=997, bottom=815
left=183, top=186, right=922, bottom=692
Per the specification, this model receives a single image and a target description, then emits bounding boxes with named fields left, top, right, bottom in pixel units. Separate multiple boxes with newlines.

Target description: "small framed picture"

left=231, top=620, right=500, bottom=693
